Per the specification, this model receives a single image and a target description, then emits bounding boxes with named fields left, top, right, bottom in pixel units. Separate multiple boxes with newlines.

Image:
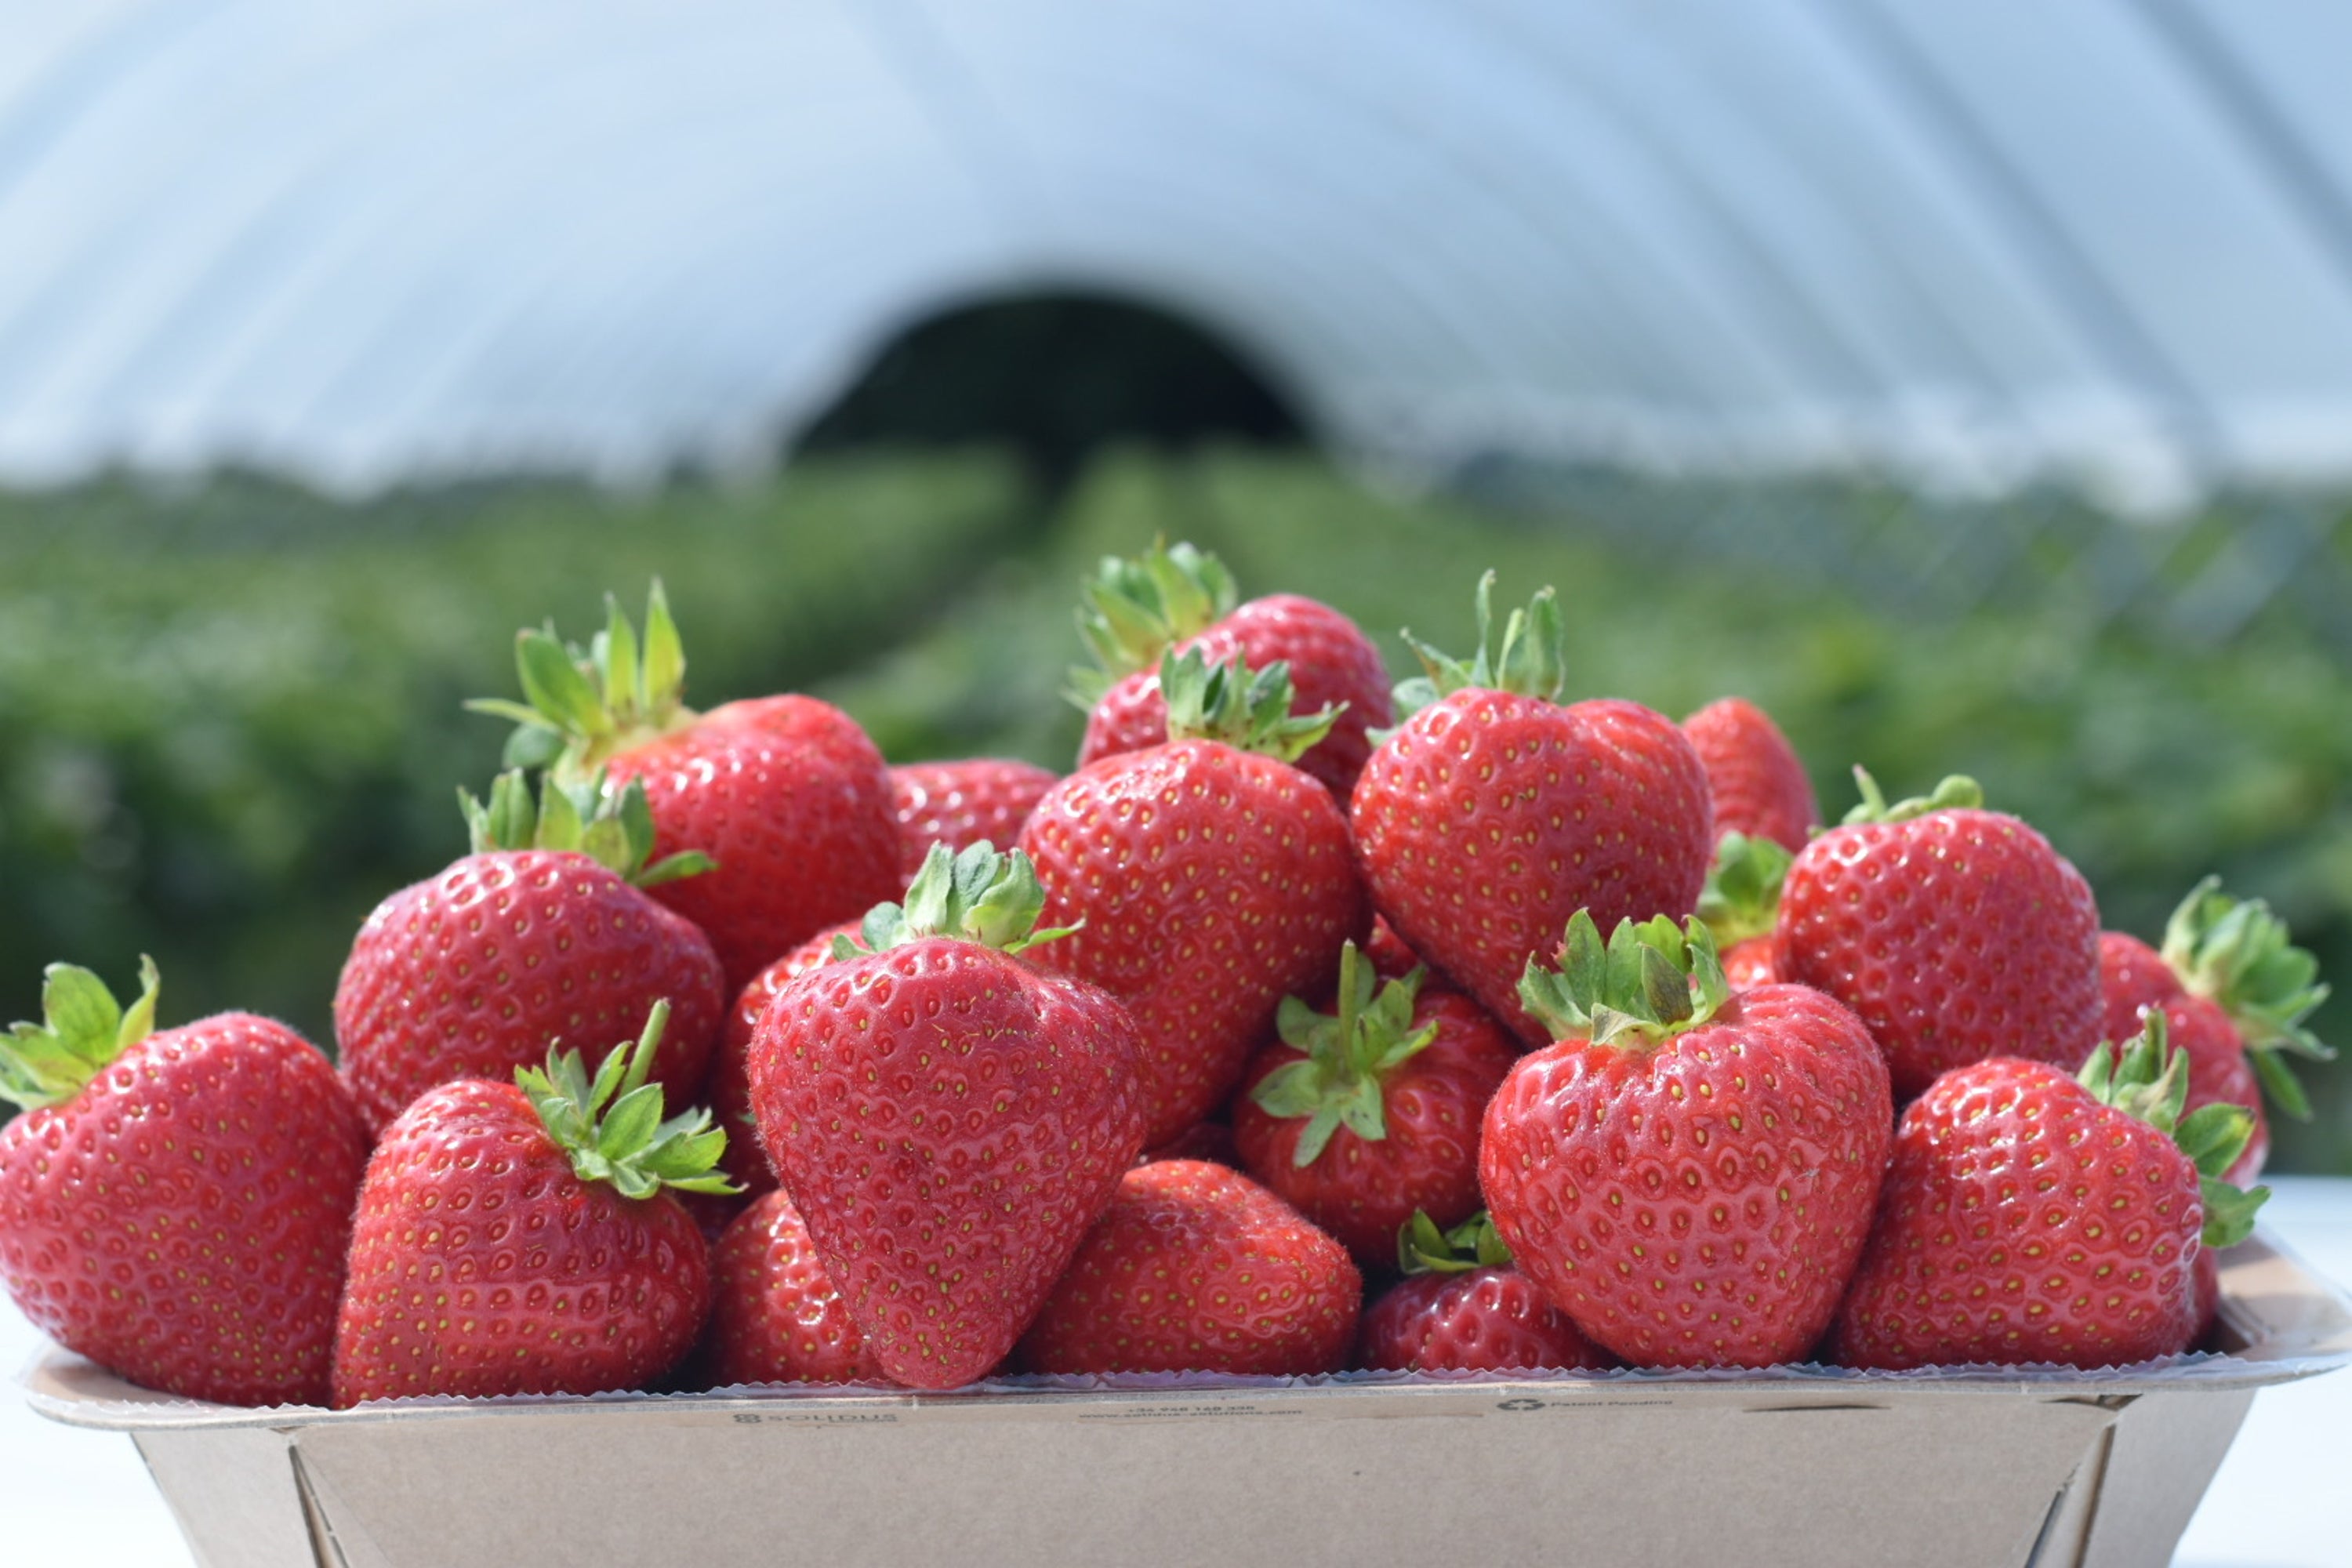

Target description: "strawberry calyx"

left=1158, top=648, right=1342, bottom=761
left=1397, top=1209, right=1512, bottom=1276
left=0, top=956, right=162, bottom=1112
left=1250, top=942, right=1442, bottom=1167
left=1697, top=831, right=1793, bottom=947
left=2158, top=876, right=2333, bottom=1120
left=1068, top=538, right=1239, bottom=705
left=514, top=1000, right=739, bottom=1201
left=459, top=768, right=714, bottom=888
left=833, top=841, right=1080, bottom=959
left=1519, top=912, right=1730, bottom=1050
left=1394, top=571, right=1564, bottom=720
left=466, top=579, right=697, bottom=777
left=1840, top=768, right=1984, bottom=826
left=2077, top=1012, right=2269, bottom=1249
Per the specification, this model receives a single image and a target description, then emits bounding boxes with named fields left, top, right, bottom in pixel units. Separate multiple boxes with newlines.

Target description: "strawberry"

left=1069, top=540, right=1392, bottom=799
left=332, top=1003, right=731, bottom=1404
left=1696, top=830, right=1791, bottom=991
left=1022, top=651, right=1367, bottom=1146
left=1019, top=1159, right=1361, bottom=1375
left=1232, top=942, right=1515, bottom=1265
left=891, top=759, right=1059, bottom=882
left=1774, top=772, right=2103, bottom=1103
left=1358, top=1211, right=1613, bottom=1373
left=0, top=960, right=367, bottom=1406
left=1481, top=914, right=1892, bottom=1368
left=1364, top=916, right=1423, bottom=982
left=334, top=770, right=726, bottom=1134
left=1351, top=576, right=1714, bottom=1047
left=1681, top=697, right=1818, bottom=853
left=707, top=920, right=860, bottom=1198
left=2096, top=879, right=2332, bottom=1185
left=471, top=582, right=901, bottom=987
left=748, top=844, right=1147, bottom=1388
left=1835, top=1018, right=2267, bottom=1370
left=702, top=1188, right=884, bottom=1386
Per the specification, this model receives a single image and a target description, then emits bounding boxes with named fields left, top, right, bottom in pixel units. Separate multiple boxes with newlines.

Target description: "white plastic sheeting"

left=4, top=0, right=2352, bottom=502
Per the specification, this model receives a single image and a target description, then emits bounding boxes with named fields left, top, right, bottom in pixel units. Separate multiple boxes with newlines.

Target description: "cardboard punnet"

left=21, top=1232, right=2352, bottom=1568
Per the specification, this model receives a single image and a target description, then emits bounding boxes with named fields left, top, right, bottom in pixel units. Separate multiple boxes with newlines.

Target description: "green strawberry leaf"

left=1520, top=913, right=1728, bottom=1050
left=1, top=956, right=162, bottom=1112
left=1394, top=571, right=1564, bottom=719
left=514, top=1000, right=741, bottom=1201
left=1250, top=942, right=1439, bottom=1168
left=2201, top=1178, right=2270, bottom=1250
left=1697, top=831, right=1793, bottom=946
left=1840, top=768, right=1984, bottom=826
left=842, top=841, right=1079, bottom=957
left=466, top=580, right=697, bottom=776
left=459, top=768, right=714, bottom=888
left=1067, top=539, right=1240, bottom=706
left=1397, top=1210, right=1514, bottom=1276
left=2160, top=878, right=2333, bottom=1106
left=2079, top=1011, right=2259, bottom=1179
left=1158, top=648, right=1341, bottom=760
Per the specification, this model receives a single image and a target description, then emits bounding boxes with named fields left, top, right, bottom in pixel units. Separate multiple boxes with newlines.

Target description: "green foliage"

left=4, top=445, right=2349, bottom=1174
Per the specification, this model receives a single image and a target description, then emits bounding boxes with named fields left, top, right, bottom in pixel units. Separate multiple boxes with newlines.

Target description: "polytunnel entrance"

left=793, top=292, right=1306, bottom=491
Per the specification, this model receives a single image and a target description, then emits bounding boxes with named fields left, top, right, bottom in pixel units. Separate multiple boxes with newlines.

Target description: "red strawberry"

left=1020, top=1160, right=1361, bottom=1375
left=1697, top=830, right=1791, bottom=992
left=708, top=920, right=860, bottom=1197
left=2096, top=879, right=2332, bottom=1185
left=702, top=1188, right=884, bottom=1386
left=1232, top=943, right=1515, bottom=1265
left=890, top=759, right=1059, bottom=882
left=1481, top=915, right=1892, bottom=1368
left=1070, top=541, right=1392, bottom=799
left=0, top=960, right=367, bottom=1406
left=334, top=770, right=725, bottom=1134
left=1681, top=697, right=1818, bottom=853
left=1358, top=1212, right=1613, bottom=1373
left=332, top=1004, right=730, bottom=1404
left=1352, top=577, right=1714, bottom=1047
left=748, top=845, right=1147, bottom=1388
left=1023, top=652, right=1366, bottom=1146
left=1835, top=1022, right=2267, bottom=1370
left=472, top=583, right=901, bottom=987
left=1364, top=916, right=1423, bottom=982
left=1775, top=772, right=2102, bottom=1103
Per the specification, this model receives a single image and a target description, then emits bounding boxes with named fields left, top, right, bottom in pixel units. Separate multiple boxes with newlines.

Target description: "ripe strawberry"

left=1352, top=576, right=1714, bottom=1047
left=1070, top=540, right=1392, bottom=799
left=707, top=920, right=860, bottom=1198
left=749, top=845, right=1147, bottom=1388
left=1358, top=1212, right=1613, bottom=1374
left=471, top=582, right=901, bottom=986
left=332, top=1004, right=731, bottom=1404
left=1022, top=652, right=1366, bottom=1146
left=1835, top=1019, right=2267, bottom=1370
left=1681, top=697, right=1818, bottom=854
left=0, top=960, right=367, bottom=1406
left=1481, top=914, right=1892, bottom=1368
left=2096, top=878, right=2332, bottom=1185
left=891, top=759, right=1059, bottom=882
left=702, top=1188, right=884, bottom=1386
left=334, top=770, right=725, bottom=1134
left=1775, top=772, right=2103, bottom=1103
left=1364, top=916, right=1423, bottom=982
left=1697, top=830, right=1792, bottom=991
left=1020, top=1159, right=1361, bottom=1375
left=1232, top=942, right=1515, bottom=1265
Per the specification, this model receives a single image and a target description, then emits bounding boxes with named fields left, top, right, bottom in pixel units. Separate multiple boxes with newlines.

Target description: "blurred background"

left=1, top=1, right=2346, bottom=1166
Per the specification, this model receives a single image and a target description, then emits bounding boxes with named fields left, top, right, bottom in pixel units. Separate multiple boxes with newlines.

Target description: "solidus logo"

left=1496, top=1397, right=1545, bottom=1411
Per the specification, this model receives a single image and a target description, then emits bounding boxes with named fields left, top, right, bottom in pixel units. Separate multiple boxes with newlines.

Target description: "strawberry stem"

left=1519, top=913, right=1730, bottom=1049
left=1397, top=1210, right=1512, bottom=1276
left=1840, top=768, right=1983, bottom=826
left=2075, top=1014, right=2269, bottom=1249
left=835, top=841, right=1079, bottom=958
left=514, top=1000, right=739, bottom=1201
left=1067, top=538, right=1239, bottom=706
left=2159, top=877, right=2332, bottom=1121
left=1697, top=831, right=1794, bottom=947
left=1250, top=942, right=1440, bottom=1167
left=459, top=768, right=714, bottom=887
left=1394, top=571, right=1565, bottom=719
left=466, top=580, right=698, bottom=776
left=1158, top=648, right=1341, bottom=760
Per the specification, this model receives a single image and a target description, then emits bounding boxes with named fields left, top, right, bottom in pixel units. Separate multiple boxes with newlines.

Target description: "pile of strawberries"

left=0, top=546, right=2333, bottom=1406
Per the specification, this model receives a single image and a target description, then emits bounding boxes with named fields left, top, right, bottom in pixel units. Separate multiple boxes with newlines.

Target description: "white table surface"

left=6, top=1177, right=2350, bottom=1566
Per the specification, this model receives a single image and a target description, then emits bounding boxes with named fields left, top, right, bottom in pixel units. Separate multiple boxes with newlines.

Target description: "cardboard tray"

left=22, top=1229, right=2352, bottom=1568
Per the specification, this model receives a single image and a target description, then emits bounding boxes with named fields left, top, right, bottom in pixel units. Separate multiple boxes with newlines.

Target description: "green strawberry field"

left=4, top=445, right=2347, bottom=1174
